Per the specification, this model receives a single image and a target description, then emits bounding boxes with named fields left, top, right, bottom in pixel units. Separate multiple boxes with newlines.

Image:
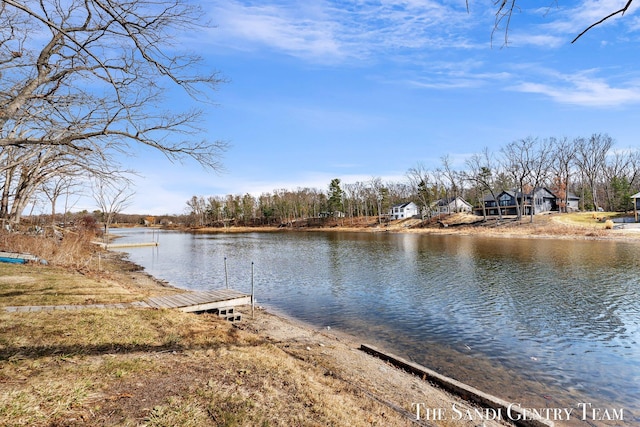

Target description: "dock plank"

left=3, top=289, right=251, bottom=315
left=141, top=289, right=251, bottom=312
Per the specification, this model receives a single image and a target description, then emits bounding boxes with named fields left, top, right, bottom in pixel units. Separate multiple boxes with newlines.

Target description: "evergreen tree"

left=328, top=179, right=344, bottom=214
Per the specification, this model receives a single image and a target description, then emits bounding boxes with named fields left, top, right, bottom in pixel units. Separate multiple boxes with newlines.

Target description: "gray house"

left=561, top=192, right=581, bottom=212
left=477, top=188, right=558, bottom=217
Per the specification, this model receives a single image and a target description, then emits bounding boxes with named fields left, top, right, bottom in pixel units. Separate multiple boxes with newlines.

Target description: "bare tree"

left=186, top=195, right=207, bottom=226
left=1, top=0, right=226, bottom=161
left=549, top=137, right=576, bottom=213
left=1, top=0, right=227, bottom=222
left=440, top=155, right=462, bottom=214
left=527, top=138, right=553, bottom=222
left=0, top=141, right=117, bottom=223
left=464, top=148, right=502, bottom=221
left=93, top=176, right=134, bottom=236
left=574, top=134, right=614, bottom=211
left=407, top=162, right=434, bottom=219
left=40, top=175, right=83, bottom=226
left=501, top=137, right=534, bottom=219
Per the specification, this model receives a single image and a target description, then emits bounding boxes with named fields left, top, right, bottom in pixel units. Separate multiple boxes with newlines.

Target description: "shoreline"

left=168, top=212, right=640, bottom=243
left=234, top=304, right=534, bottom=427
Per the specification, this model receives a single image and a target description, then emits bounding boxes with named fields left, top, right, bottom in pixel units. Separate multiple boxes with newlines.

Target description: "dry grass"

left=0, top=229, right=182, bottom=307
left=0, top=229, right=98, bottom=269
left=0, top=263, right=152, bottom=306
left=552, top=211, right=621, bottom=228
left=0, top=308, right=420, bottom=427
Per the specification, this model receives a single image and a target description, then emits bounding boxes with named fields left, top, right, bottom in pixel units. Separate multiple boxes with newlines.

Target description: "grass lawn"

left=0, top=263, right=148, bottom=307
left=553, top=211, right=626, bottom=228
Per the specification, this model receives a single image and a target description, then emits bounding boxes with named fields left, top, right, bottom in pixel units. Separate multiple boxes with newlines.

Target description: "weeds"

left=0, top=228, right=98, bottom=270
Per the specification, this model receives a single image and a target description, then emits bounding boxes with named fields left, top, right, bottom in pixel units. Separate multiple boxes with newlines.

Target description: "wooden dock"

left=3, top=289, right=252, bottom=316
left=143, top=289, right=251, bottom=313
left=94, top=241, right=159, bottom=249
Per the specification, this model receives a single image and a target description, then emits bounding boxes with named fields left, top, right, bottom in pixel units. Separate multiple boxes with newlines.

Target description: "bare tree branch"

left=572, top=0, right=634, bottom=43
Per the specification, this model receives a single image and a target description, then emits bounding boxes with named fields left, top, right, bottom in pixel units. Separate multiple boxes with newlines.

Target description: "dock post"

left=224, top=257, right=229, bottom=289
left=251, top=262, right=255, bottom=319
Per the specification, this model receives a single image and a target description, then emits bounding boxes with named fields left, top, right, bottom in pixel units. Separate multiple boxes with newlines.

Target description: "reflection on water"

left=112, top=229, right=640, bottom=424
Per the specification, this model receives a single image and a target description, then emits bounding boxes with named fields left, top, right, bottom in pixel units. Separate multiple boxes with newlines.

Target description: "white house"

left=389, top=202, right=418, bottom=220
left=431, top=196, right=473, bottom=215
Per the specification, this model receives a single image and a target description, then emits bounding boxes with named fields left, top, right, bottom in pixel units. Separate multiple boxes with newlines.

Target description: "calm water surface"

left=112, top=229, right=640, bottom=424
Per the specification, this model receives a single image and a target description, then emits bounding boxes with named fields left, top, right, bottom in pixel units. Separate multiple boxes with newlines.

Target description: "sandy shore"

left=234, top=306, right=523, bottom=427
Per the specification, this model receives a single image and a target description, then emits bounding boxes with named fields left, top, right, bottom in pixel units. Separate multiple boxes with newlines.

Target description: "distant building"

left=431, top=196, right=473, bottom=215
left=476, top=188, right=558, bottom=217
left=632, top=192, right=640, bottom=222
left=319, top=211, right=345, bottom=218
left=562, top=192, right=581, bottom=212
left=389, top=202, right=418, bottom=220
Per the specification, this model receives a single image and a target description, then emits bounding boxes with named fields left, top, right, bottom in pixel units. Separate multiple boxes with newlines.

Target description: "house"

left=389, top=202, right=418, bottom=220
left=476, top=188, right=558, bottom=217
left=558, top=192, right=580, bottom=212
left=432, top=196, right=473, bottom=214
left=632, top=192, right=640, bottom=222
left=319, top=211, right=345, bottom=218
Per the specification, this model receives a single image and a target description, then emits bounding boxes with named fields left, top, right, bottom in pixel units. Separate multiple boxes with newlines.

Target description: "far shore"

left=158, top=211, right=640, bottom=242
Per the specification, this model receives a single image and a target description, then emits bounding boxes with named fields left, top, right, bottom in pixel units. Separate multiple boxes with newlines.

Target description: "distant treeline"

left=185, top=134, right=640, bottom=227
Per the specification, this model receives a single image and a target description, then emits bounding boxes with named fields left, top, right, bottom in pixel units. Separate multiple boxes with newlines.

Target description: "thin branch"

left=572, top=0, right=634, bottom=42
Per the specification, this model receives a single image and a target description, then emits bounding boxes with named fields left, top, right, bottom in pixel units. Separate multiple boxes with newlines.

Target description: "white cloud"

left=512, top=69, right=640, bottom=107
left=206, top=0, right=476, bottom=63
left=210, top=1, right=345, bottom=61
left=398, top=59, right=513, bottom=89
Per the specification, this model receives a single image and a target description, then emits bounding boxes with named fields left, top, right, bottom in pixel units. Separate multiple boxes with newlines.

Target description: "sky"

left=80, top=0, right=640, bottom=215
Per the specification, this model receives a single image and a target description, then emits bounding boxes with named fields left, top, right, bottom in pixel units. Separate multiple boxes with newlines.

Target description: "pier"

left=142, top=289, right=251, bottom=313
left=93, top=241, right=159, bottom=249
left=3, top=289, right=252, bottom=318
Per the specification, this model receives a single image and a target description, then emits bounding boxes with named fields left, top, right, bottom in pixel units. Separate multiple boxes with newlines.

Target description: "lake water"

left=111, top=228, right=640, bottom=425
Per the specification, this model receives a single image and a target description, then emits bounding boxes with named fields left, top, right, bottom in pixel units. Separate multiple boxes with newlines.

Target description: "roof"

left=483, top=187, right=557, bottom=201
left=435, top=196, right=472, bottom=206
left=391, top=202, right=415, bottom=209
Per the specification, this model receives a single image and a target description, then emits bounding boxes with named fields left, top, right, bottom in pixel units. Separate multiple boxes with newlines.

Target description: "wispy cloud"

left=395, top=59, right=513, bottom=89
left=511, top=68, right=640, bottom=107
left=206, top=0, right=475, bottom=63
left=209, top=1, right=345, bottom=61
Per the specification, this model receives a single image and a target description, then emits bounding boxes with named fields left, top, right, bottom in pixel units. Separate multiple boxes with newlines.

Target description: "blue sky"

left=106, top=0, right=640, bottom=215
